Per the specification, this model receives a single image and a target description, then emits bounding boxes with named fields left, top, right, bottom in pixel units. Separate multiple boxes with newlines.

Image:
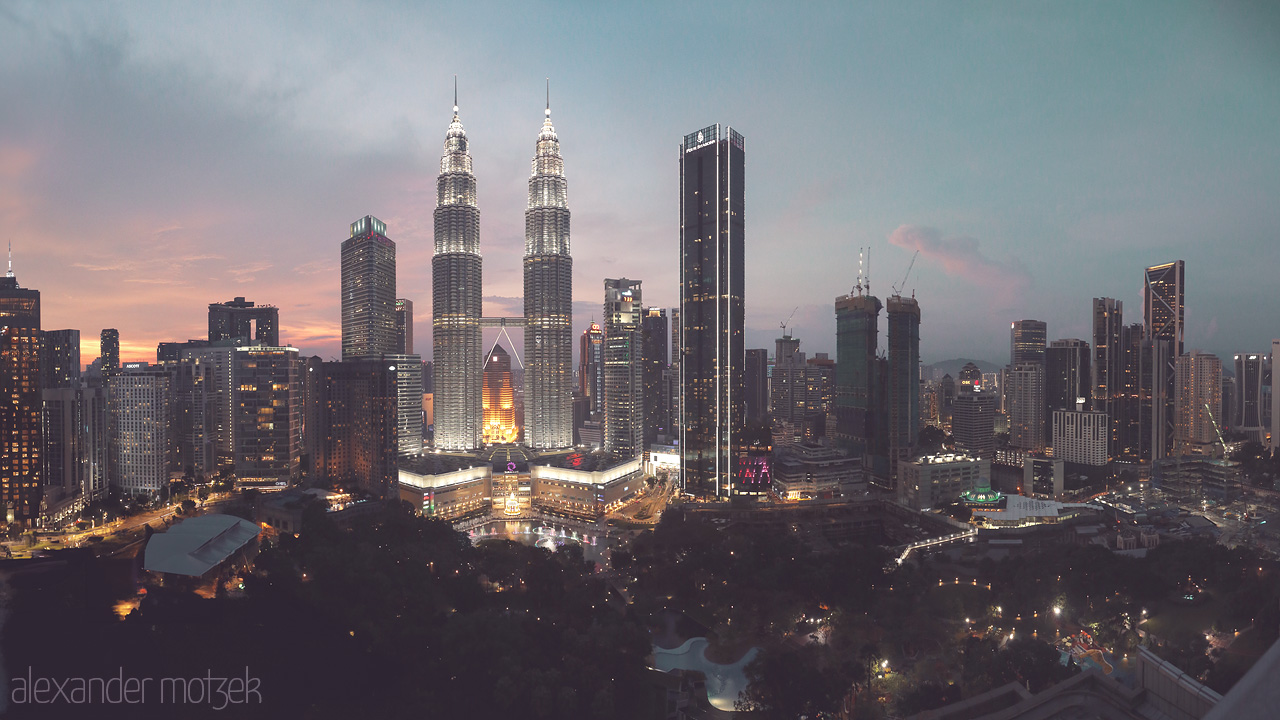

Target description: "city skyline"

left=3, top=2, right=1279, bottom=369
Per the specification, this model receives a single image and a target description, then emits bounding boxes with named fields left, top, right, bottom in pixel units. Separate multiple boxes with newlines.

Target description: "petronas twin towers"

left=432, top=87, right=573, bottom=452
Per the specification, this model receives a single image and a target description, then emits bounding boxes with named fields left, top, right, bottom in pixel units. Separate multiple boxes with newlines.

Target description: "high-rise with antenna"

left=0, top=248, right=42, bottom=521
left=523, top=80, right=574, bottom=450
left=432, top=79, right=484, bottom=450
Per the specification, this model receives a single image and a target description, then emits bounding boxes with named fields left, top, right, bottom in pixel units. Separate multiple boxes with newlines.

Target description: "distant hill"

left=922, top=358, right=1003, bottom=379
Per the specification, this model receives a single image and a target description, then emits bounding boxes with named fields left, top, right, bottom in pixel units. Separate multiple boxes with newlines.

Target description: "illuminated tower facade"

left=523, top=93, right=573, bottom=450
left=603, top=279, right=643, bottom=458
left=432, top=97, right=483, bottom=451
left=679, top=124, right=745, bottom=497
left=483, top=345, right=517, bottom=445
left=1144, top=260, right=1184, bottom=461
left=341, top=216, right=397, bottom=360
left=0, top=264, right=41, bottom=521
left=579, top=322, right=604, bottom=417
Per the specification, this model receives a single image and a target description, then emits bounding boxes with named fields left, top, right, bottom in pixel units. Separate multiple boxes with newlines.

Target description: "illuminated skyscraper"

left=0, top=264, right=41, bottom=521
left=483, top=345, right=517, bottom=445
left=232, top=346, right=301, bottom=486
left=1007, top=362, right=1045, bottom=452
left=603, top=279, right=643, bottom=458
left=579, top=322, right=603, bottom=417
left=432, top=95, right=483, bottom=451
left=1174, top=350, right=1221, bottom=456
left=523, top=91, right=574, bottom=450
left=1010, top=320, right=1047, bottom=366
left=1092, top=298, right=1123, bottom=457
left=680, top=124, right=745, bottom=498
left=40, top=329, right=80, bottom=389
left=100, top=328, right=119, bottom=376
left=1144, top=260, right=1185, bottom=461
left=341, top=216, right=397, bottom=360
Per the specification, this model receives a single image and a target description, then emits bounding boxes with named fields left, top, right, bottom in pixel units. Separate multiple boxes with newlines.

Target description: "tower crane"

left=892, top=250, right=919, bottom=297
left=780, top=306, right=798, bottom=337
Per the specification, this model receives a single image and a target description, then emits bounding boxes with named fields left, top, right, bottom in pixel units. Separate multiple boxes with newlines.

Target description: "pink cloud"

left=887, top=224, right=1031, bottom=308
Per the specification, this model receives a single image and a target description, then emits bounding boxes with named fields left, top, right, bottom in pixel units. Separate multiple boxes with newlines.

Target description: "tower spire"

left=453, top=74, right=458, bottom=115
left=545, top=77, right=550, bottom=117
left=6, top=241, right=12, bottom=278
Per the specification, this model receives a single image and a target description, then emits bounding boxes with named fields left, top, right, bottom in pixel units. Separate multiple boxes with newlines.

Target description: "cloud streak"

left=888, top=225, right=1032, bottom=309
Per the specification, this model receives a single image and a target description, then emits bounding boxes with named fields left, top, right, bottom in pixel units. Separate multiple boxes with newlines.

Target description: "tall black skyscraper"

left=1010, top=320, right=1047, bottom=366
left=100, top=328, right=120, bottom=375
left=744, top=348, right=768, bottom=423
left=41, top=329, right=80, bottom=389
left=395, top=299, right=414, bottom=355
left=1092, top=298, right=1123, bottom=457
left=642, top=307, right=669, bottom=447
left=679, top=124, right=744, bottom=498
left=341, top=216, right=397, bottom=361
left=1046, top=338, right=1091, bottom=446
left=886, top=295, right=921, bottom=479
left=208, top=297, right=279, bottom=346
left=1, top=264, right=42, bottom=521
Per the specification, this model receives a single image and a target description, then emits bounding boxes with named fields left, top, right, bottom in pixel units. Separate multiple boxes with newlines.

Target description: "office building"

left=679, top=124, right=745, bottom=497
left=432, top=100, right=483, bottom=451
left=208, top=297, right=279, bottom=346
left=1025, top=456, right=1065, bottom=498
left=1007, top=362, right=1046, bottom=452
left=1047, top=339, right=1090, bottom=412
left=1052, top=409, right=1108, bottom=466
left=958, top=362, right=982, bottom=392
left=1144, top=261, right=1185, bottom=461
left=298, top=355, right=324, bottom=479
left=342, top=215, right=397, bottom=361
left=579, top=322, right=604, bottom=418
left=603, top=279, right=644, bottom=458
left=1234, top=353, right=1271, bottom=443
left=109, top=363, right=173, bottom=497
left=0, top=266, right=42, bottom=521
left=523, top=98, right=574, bottom=451
left=1174, top=351, right=1222, bottom=456
left=169, top=354, right=216, bottom=478
left=834, top=288, right=881, bottom=456
left=744, top=348, right=768, bottom=423
left=643, top=307, right=671, bottom=446
left=41, top=329, right=80, bottom=389
left=771, top=334, right=827, bottom=443
left=938, top=374, right=956, bottom=429
left=100, top=328, right=120, bottom=375
left=386, top=353, right=424, bottom=457
left=1010, top=320, right=1047, bottom=366
left=953, top=390, right=997, bottom=457
left=483, top=345, right=517, bottom=445
left=395, top=299, right=413, bottom=355
left=1092, top=298, right=1123, bottom=457
left=319, top=360, right=398, bottom=497
left=1272, top=340, right=1280, bottom=453
left=899, top=452, right=990, bottom=510
left=178, top=342, right=237, bottom=467
left=886, top=295, right=921, bottom=478
left=1118, top=322, right=1145, bottom=462
left=40, top=386, right=83, bottom=526
left=232, top=346, right=301, bottom=486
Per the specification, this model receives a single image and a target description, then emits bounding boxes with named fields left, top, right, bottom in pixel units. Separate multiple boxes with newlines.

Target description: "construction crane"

left=1205, top=402, right=1228, bottom=459
left=892, top=250, right=919, bottom=297
left=779, top=306, right=798, bottom=337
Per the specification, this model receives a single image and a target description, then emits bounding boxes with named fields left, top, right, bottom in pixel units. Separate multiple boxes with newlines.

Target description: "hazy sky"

left=3, top=1, right=1278, bottom=368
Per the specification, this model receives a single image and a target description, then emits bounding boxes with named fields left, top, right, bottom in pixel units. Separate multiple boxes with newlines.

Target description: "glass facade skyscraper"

left=432, top=101, right=483, bottom=451
left=341, top=216, right=397, bottom=361
left=523, top=99, right=574, bottom=450
left=603, top=279, right=643, bottom=458
left=679, top=124, right=744, bottom=498
left=0, top=269, right=41, bottom=521
left=1144, top=260, right=1184, bottom=461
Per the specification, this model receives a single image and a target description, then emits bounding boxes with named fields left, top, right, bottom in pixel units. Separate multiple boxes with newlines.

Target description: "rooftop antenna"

left=6, top=241, right=11, bottom=278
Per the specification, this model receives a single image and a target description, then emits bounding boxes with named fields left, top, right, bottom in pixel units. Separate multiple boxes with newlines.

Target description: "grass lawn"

left=1142, top=595, right=1224, bottom=647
